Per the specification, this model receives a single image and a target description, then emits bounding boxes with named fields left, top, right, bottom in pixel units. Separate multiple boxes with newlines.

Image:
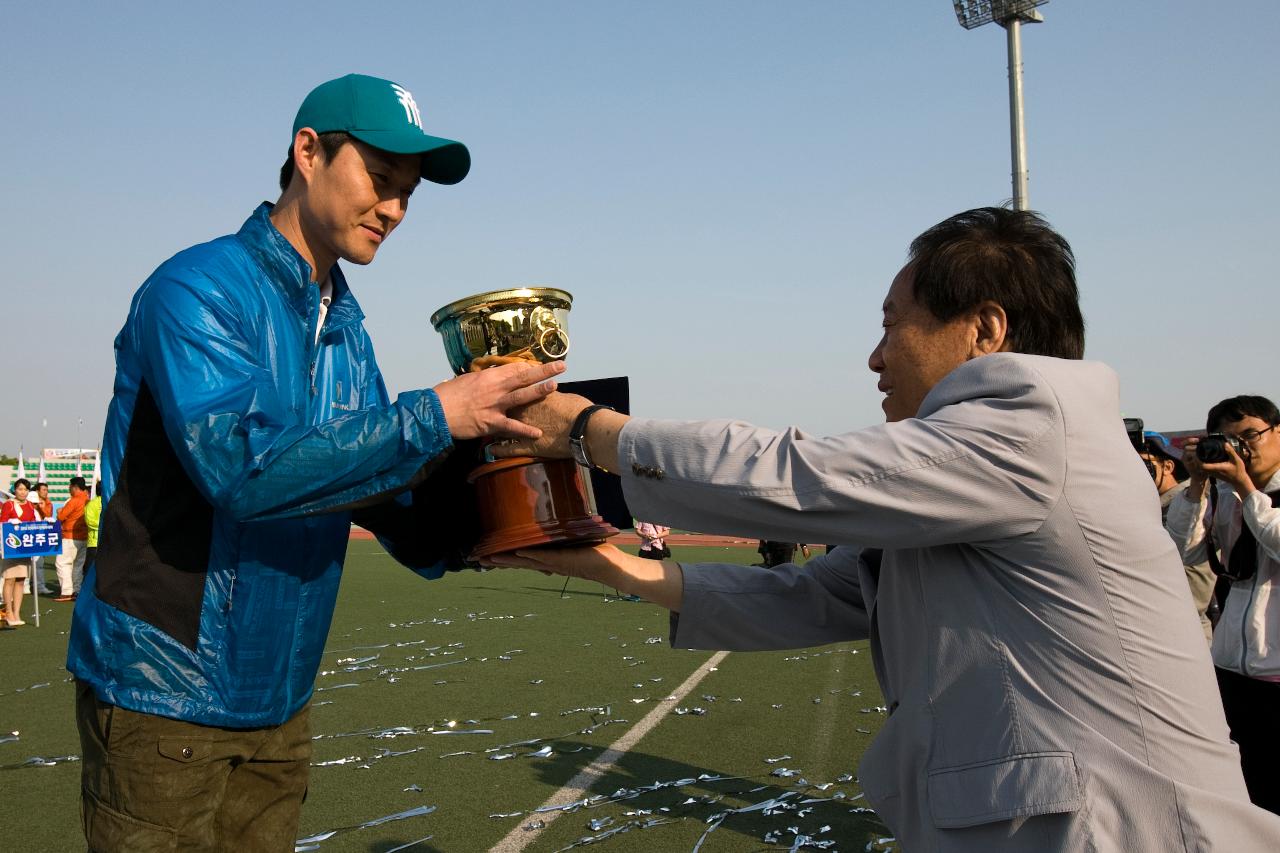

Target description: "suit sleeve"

left=618, top=355, right=1064, bottom=550
left=672, top=546, right=871, bottom=650
left=133, top=270, right=453, bottom=522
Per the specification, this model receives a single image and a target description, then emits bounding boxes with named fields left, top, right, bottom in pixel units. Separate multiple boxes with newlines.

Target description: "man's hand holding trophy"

left=431, top=288, right=619, bottom=559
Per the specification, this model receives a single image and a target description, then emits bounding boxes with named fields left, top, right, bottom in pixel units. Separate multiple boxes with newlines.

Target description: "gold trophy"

left=431, top=287, right=618, bottom=559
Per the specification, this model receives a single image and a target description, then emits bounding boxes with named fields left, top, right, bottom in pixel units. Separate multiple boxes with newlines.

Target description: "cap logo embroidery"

left=390, top=83, right=423, bottom=132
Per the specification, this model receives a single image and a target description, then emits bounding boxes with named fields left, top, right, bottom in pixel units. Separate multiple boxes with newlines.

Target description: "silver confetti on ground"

left=15, top=755, right=81, bottom=768
left=294, top=804, right=436, bottom=850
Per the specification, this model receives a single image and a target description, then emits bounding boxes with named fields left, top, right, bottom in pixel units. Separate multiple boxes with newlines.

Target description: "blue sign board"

left=2, top=521, right=62, bottom=558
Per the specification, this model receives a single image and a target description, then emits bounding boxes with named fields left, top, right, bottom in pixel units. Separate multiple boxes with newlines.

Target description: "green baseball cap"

left=292, top=73, right=470, bottom=185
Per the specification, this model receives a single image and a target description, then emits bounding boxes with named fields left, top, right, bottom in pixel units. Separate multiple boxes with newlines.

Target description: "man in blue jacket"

left=68, top=73, right=563, bottom=851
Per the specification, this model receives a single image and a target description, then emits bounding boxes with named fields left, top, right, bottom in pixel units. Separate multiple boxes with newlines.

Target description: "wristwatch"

left=569, top=404, right=615, bottom=470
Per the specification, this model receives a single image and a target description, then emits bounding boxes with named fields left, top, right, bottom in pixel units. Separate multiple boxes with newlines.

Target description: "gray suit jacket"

left=617, top=354, right=1280, bottom=851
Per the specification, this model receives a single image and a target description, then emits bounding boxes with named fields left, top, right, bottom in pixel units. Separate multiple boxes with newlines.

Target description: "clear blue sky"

left=2, top=1, right=1276, bottom=456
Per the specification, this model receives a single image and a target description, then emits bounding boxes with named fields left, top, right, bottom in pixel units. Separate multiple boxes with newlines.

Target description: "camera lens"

left=1196, top=435, right=1230, bottom=464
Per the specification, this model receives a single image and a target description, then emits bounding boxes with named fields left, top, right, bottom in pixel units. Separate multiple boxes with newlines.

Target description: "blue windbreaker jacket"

left=67, top=203, right=459, bottom=727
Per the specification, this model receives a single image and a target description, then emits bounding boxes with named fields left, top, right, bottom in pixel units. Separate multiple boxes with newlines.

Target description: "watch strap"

left=570, top=404, right=615, bottom=470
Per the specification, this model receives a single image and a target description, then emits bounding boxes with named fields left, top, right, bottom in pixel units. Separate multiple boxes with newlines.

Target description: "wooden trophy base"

left=466, top=456, right=619, bottom=560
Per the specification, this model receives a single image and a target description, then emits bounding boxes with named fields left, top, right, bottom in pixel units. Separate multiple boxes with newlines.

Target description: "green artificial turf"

left=0, top=543, right=891, bottom=852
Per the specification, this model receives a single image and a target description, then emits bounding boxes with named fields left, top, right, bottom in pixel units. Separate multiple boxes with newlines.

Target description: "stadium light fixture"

left=953, top=1, right=1048, bottom=210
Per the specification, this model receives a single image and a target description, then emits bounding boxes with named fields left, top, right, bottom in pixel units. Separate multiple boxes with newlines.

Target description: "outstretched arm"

left=486, top=544, right=872, bottom=651
left=481, top=544, right=684, bottom=610
left=132, top=273, right=562, bottom=521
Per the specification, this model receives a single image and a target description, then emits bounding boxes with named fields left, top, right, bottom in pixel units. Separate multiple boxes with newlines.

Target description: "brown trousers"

left=76, top=680, right=311, bottom=852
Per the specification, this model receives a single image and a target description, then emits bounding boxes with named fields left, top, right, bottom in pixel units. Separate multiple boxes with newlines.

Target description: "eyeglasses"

left=1230, top=425, right=1276, bottom=445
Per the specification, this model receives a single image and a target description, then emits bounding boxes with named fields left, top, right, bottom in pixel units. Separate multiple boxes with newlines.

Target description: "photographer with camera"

left=1167, top=395, right=1280, bottom=813
left=1133, top=430, right=1216, bottom=643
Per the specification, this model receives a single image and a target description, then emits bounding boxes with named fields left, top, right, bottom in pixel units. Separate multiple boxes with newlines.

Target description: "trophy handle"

left=531, top=307, right=570, bottom=360
left=537, top=327, right=569, bottom=359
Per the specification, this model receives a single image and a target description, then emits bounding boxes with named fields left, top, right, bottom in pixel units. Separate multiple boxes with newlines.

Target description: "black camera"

left=1123, top=418, right=1158, bottom=480
left=1196, top=433, right=1241, bottom=464
left=1124, top=418, right=1145, bottom=452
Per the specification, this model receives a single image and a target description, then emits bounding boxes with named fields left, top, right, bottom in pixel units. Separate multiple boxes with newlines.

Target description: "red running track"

left=349, top=526, right=756, bottom=548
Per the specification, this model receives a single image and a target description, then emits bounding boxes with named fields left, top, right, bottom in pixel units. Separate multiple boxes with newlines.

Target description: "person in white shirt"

left=1166, top=394, right=1280, bottom=814
left=26, top=481, right=54, bottom=594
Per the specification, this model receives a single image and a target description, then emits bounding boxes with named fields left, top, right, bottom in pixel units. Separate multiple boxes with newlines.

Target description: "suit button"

left=181, top=746, right=193, bottom=759
left=654, top=469, right=665, bottom=480
left=632, top=463, right=644, bottom=476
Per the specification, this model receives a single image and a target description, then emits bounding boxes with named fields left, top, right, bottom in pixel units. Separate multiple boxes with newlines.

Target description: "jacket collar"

left=1161, top=479, right=1188, bottom=508
left=237, top=202, right=364, bottom=330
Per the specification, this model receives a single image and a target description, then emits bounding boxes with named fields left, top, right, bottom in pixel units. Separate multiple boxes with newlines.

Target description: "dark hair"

left=12, top=478, right=31, bottom=491
left=1206, top=395, right=1280, bottom=433
left=908, top=207, right=1084, bottom=359
left=1142, top=438, right=1188, bottom=482
left=69, top=476, right=87, bottom=491
left=278, top=131, right=352, bottom=192
left=34, top=482, right=47, bottom=490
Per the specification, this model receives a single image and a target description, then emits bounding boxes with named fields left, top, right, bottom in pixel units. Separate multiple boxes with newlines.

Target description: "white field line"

left=491, top=650, right=730, bottom=853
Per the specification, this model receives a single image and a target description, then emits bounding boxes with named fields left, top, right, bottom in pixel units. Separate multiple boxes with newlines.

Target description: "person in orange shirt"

left=54, top=476, right=89, bottom=601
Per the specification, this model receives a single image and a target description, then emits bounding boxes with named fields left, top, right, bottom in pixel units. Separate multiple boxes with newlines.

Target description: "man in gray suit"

left=490, top=208, right=1280, bottom=850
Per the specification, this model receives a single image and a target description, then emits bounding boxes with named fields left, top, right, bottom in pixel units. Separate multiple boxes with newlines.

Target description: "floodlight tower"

left=953, top=0, right=1048, bottom=211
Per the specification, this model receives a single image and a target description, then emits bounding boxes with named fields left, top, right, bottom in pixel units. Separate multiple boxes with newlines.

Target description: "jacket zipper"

left=1239, top=563, right=1258, bottom=676
left=1231, top=506, right=1259, bottom=676
left=307, top=291, right=321, bottom=399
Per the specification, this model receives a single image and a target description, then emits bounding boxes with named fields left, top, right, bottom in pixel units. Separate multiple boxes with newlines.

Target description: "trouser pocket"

left=83, top=787, right=178, bottom=853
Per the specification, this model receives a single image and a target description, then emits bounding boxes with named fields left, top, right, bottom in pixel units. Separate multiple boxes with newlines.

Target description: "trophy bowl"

left=430, top=287, right=617, bottom=560
left=430, top=287, right=573, bottom=376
